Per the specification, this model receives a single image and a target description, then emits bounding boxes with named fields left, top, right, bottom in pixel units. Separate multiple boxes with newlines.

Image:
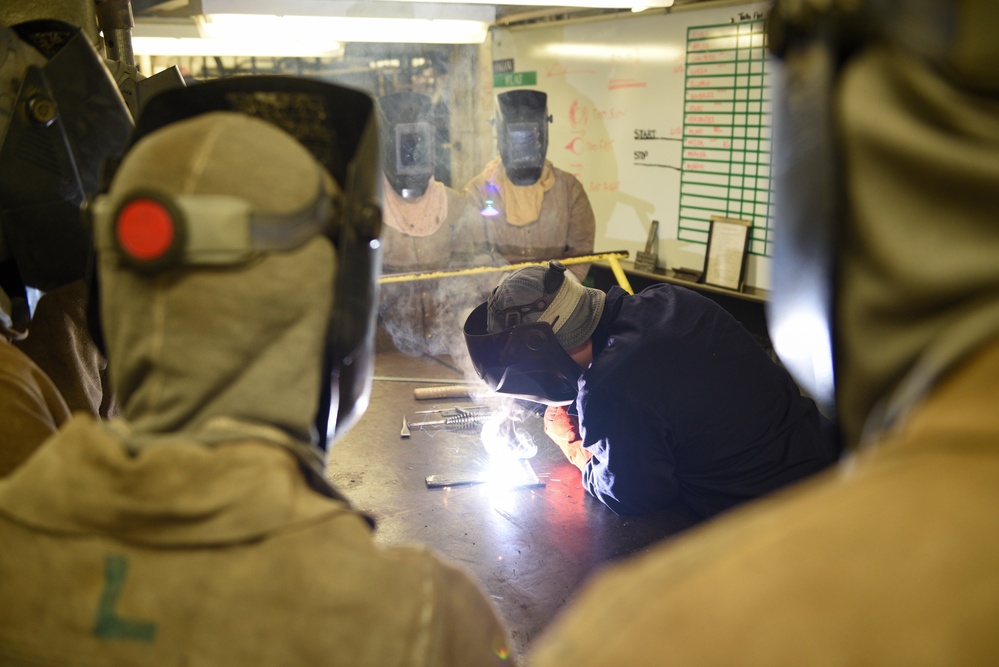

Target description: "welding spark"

left=479, top=402, right=542, bottom=490
left=480, top=404, right=537, bottom=461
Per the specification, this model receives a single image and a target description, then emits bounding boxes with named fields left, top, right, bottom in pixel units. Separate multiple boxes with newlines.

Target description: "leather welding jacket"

left=379, top=186, right=493, bottom=357
left=0, top=416, right=515, bottom=667
left=0, top=336, right=71, bottom=476
left=463, top=162, right=595, bottom=282
left=576, top=285, right=838, bottom=517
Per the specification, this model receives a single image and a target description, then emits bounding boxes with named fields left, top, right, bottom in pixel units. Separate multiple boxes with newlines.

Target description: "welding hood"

left=377, top=91, right=435, bottom=200
left=0, top=20, right=132, bottom=293
left=87, top=76, right=382, bottom=448
left=464, top=302, right=581, bottom=406
left=496, top=89, right=550, bottom=186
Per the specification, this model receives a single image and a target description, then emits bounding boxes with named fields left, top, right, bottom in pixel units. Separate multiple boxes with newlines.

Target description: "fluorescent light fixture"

left=132, top=1, right=493, bottom=55
left=382, top=0, right=675, bottom=6
left=132, top=18, right=346, bottom=56
left=631, top=0, right=670, bottom=12
left=200, top=13, right=489, bottom=45
left=536, top=42, right=683, bottom=62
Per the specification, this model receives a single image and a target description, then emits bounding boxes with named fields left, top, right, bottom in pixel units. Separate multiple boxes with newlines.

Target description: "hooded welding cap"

left=0, top=20, right=132, bottom=300
left=464, top=260, right=605, bottom=405
left=377, top=91, right=435, bottom=200
left=767, top=0, right=999, bottom=444
left=496, top=89, right=551, bottom=186
left=86, top=76, right=381, bottom=450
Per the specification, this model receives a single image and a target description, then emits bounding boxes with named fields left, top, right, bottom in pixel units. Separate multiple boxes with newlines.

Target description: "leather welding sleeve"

left=0, top=341, right=72, bottom=476
left=544, top=404, right=592, bottom=471
left=577, top=389, right=679, bottom=516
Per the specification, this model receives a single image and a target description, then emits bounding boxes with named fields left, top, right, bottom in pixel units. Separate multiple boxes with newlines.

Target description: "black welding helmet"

left=464, top=303, right=582, bottom=406
left=86, top=76, right=382, bottom=448
left=0, top=20, right=132, bottom=294
left=464, top=261, right=604, bottom=405
left=376, top=91, right=435, bottom=200
left=496, top=89, right=550, bottom=186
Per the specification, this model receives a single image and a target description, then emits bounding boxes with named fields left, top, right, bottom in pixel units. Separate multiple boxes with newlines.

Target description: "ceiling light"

left=200, top=13, right=489, bottom=45
left=132, top=1, right=495, bottom=56
left=132, top=18, right=345, bottom=57
left=383, top=0, right=675, bottom=7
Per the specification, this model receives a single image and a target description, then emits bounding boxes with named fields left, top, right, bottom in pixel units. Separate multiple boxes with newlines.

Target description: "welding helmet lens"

left=396, top=123, right=434, bottom=172
left=505, top=123, right=543, bottom=166
left=464, top=302, right=581, bottom=406
left=378, top=92, right=435, bottom=199
left=497, top=89, right=549, bottom=186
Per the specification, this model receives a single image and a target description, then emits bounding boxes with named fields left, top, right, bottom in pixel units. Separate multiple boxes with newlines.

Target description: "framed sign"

left=701, top=216, right=751, bottom=291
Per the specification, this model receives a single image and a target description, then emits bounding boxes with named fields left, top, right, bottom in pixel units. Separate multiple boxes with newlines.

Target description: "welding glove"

left=544, top=405, right=592, bottom=472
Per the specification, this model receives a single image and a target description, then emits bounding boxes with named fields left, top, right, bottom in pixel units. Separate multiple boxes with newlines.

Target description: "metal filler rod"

left=379, top=250, right=634, bottom=294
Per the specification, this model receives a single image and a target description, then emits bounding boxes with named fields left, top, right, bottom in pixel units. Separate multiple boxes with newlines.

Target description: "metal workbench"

left=325, top=347, right=700, bottom=658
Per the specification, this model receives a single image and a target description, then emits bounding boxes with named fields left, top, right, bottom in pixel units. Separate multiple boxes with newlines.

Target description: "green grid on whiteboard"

left=677, top=18, right=773, bottom=257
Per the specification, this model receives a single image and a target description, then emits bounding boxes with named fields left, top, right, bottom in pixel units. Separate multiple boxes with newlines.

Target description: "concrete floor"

left=326, top=346, right=701, bottom=658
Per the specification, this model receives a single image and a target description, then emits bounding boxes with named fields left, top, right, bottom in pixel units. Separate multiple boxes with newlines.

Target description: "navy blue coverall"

left=577, top=285, right=839, bottom=517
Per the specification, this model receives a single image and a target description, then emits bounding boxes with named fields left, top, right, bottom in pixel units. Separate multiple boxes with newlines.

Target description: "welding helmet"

left=767, top=0, right=999, bottom=443
left=464, top=304, right=582, bottom=406
left=377, top=91, right=435, bottom=200
left=86, top=76, right=382, bottom=448
left=464, top=261, right=604, bottom=405
left=0, top=0, right=101, bottom=48
left=496, top=89, right=551, bottom=186
left=0, top=20, right=132, bottom=299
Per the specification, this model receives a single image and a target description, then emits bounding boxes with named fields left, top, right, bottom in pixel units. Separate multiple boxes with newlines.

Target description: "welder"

left=465, top=260, right=839, bottom=518
left=463, top=89, right=595, bottom=282
left=376, top=90, right=490, bottom=358
left=527, top=1, right=999, bottom=664
left=0, top=9, right=132, bottom=471
left=0, top=77, right=515, bottom=665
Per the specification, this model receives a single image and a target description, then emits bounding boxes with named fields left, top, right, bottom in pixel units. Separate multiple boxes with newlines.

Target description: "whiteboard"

left=490, top=2, right=773, bottom=288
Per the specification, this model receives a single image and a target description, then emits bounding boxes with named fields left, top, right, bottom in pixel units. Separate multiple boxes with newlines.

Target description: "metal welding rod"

left=413, top=385, right=484, bottom=400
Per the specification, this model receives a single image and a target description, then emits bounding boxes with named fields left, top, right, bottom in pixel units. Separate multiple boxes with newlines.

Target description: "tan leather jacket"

left=0, top=416, right=516, bottom=667
left=464, top=163, right=595, bottom=282
left=0, top=337, right=70, bottom=475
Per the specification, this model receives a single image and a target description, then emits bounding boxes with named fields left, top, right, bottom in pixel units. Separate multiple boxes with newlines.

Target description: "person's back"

left=579, top=284, right=837, bottom=517
left=0, top=81, right=514, bottom=666
left=0, top=419, right=512, bottom=665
